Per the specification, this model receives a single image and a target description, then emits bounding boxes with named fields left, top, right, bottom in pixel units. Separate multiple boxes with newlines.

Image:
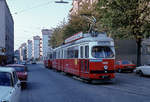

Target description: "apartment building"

left=70, top=0, right=97, bottom=15
left=19, top=43, right=27, bottom=61
left=42, top=29, right=52, bottom=59
left=33, top=36, right=42, bottom=60
left=27, top=40, right=32, bottom=61
left=0, top=0, right=14, bottom=64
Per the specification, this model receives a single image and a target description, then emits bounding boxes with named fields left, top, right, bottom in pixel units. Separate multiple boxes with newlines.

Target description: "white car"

left=0, top=67, right=21, bottom=102
left=135, top=65, right=150, bottom=76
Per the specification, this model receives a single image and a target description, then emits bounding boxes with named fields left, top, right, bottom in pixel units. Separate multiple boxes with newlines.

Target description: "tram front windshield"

left=92, top=46, right=114, bottom=58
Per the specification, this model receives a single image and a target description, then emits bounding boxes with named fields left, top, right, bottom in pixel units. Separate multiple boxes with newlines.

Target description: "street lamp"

left=55, top=0, right=69, bottom=4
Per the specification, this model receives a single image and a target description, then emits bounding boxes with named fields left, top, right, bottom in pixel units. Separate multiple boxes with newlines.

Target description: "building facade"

left=42, top=29, right=52, bottom=59
left=0, top=0, right=14, bottom=64
left=141, top=39, right=150, bottom=65
left=70, top=0, right=97, bottom=15
left=33, top=36, right=42, bottom=60
left=19, top=43, right=27, bottom=61
left=27, top=40, right=32, bottom=61
left=14, top=50, right=20, bottom=63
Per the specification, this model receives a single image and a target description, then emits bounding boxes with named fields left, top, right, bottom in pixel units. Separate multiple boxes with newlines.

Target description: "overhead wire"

left=12, top=0, right=54, bottom=15
left=11, top=0, right=73, bottom=15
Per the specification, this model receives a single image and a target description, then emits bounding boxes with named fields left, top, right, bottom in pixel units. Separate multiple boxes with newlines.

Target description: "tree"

left=50, top=26, right=65, bottom=48
left=96, top=0, right=150, bottom=66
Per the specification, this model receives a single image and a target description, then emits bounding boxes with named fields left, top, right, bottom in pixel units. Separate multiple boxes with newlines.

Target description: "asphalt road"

left=20, top=64, right=150, bottom=102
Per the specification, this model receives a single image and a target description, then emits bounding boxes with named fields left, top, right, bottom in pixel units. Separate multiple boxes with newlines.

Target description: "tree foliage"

left=96, top=0, right=150, bottom=65
left=96, top=0, right=150, bottom=39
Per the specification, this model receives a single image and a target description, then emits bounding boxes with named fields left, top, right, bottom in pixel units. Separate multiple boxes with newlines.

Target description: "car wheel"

left=139, top=70, right=143, bottom=76
left=130, top=70, right=133, bottom=73
left=118, top=69, right=122, bottom=73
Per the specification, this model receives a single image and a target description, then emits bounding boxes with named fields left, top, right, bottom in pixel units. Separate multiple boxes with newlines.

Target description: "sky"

left=6, top=0, right=72, bottom=50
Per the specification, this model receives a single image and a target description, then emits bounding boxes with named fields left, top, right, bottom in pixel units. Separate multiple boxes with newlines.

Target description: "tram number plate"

left=101, top=75, right=109, bottom=79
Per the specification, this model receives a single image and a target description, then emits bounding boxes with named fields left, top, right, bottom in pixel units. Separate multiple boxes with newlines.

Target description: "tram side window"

left=64, top=50, right=66, bottom=59
left=67, top=48, right=73, bottom=58
left=59, top=51, right=61, bottom=59
left=80, top=46, right=83, bottom=58
left=62, top=50, right=63, bottom=59
left=50, top=54, right=52, bottom=59
left=74, top=46, right=79, bottom=58
left=67, top=46, right=79, bottom=58
left=53, top=52, right=56, bottom=59
left=85, top=46, right=89, bottom=58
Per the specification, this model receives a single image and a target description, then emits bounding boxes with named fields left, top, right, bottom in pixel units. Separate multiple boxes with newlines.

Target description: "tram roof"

left=53, top=33, right=114, bottom=50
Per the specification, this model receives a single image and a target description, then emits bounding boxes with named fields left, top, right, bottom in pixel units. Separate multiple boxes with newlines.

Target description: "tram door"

left=80, top=45, right=90, bottom=78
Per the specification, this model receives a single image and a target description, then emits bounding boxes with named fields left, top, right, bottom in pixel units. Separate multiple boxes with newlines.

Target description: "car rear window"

left=12, top=67, right=25, bottom=72
left=0, top=72, right=12, bottom=86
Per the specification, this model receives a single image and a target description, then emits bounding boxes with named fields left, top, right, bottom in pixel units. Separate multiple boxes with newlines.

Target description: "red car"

left=115, top=60, right=136, bottom=72
left=6, top=64, right=28, bottom=88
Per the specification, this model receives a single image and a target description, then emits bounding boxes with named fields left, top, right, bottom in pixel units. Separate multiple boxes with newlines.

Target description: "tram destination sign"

left=65, top=32, right=83, bottom=44
left=98, top=41, right=111, bottom=45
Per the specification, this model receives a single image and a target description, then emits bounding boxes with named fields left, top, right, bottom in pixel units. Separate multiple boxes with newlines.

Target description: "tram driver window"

left=92, top=46, right=104, bottom=58
left=92, top=46, right=114, bottom=58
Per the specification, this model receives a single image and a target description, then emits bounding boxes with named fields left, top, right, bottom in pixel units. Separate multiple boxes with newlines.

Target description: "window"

left=64, top=49, right=67, bottom=59
left=146, top=45, right=150, bottom=55
left=115, top=61, right=120, bottom=65
left=0, top=72, right=12, bottom=86
left=13, top=72, right=18, bottom=85
left=53, top=52, right=56, bottom=59
left=67, top=46, right=79, bottom=58
left=80, top=46, right=83, bottom=58
left=92, top=46, right=114, bottom=58
left=61, top=50, right=63, bottom=59
left=49, top=54, right=52, bottom=59
left=85, top=46, right=89, bottom=58
left=74, top=46, right=79, bottom=58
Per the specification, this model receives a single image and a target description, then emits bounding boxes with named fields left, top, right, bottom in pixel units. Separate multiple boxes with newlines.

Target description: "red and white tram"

left=45, top=32, right=115, bottom=81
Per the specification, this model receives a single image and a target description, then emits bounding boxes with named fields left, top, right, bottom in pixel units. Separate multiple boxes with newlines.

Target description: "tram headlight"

left=104, top=65, right=108, bottom=70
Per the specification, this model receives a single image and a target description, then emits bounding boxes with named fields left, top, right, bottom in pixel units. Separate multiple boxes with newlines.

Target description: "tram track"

left=99, top=73, right=150, bottom=97
left=101, top=85, right=150, bottom=97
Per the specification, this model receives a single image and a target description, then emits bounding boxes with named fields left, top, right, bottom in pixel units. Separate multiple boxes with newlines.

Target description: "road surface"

left=20, top=64, right=150, bottom=102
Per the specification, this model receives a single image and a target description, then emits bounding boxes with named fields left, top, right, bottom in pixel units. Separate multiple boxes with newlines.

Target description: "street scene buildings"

left=1, top=0, right=150, bottom=102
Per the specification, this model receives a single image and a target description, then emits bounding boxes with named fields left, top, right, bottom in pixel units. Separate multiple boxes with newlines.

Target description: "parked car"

left=0, top=67, right=21, bottom=102
left=6, top=64, right=28, bottom=88
left=21, top=61, right=26, bottom=65
left=135, top=65, right=150, bottom=76
left=32, top=60, right=36, bottom=64
left=115, top=60, right=136, bottom=72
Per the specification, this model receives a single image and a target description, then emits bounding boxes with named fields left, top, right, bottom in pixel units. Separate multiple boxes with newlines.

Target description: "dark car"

left=6, top=64, right=28, bottom=88
left=115, top=60, right=136, bottom=73
left=32, top=60, right=36, bottom=64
